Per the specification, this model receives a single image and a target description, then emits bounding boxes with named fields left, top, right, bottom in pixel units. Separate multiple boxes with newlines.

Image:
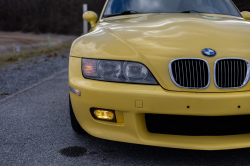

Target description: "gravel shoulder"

left=0, top=32, right=76, bottom=55
left=0, top=50, right=70, bottom=99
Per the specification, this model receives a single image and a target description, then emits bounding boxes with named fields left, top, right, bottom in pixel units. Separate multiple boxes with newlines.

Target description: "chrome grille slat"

left=199, top=61, right=202, bottom=87
left=192, top=60, right=195, bottom=87
left=185, top=60, right=189, bottom=87
left=177, top=61, right=181, bottom=85
left=195, top=61, right=198, bottom=87
left=174, top=62, right=177, bottom=83
left=188, top=60, right=191, bottom=86
left=233, top=61, right=235, bottom=87
left=240, top=62, right=245, bottom=82
left=225, top=60, right=227, bottom=87
left=239, top=62, right=242, bottom=82
left=231, top=61, right=233, bottom=87
left=181, top=61, right=184, bottom=87
left=227, top=60, right=229, bottom=87
left=214, top=58, right=250, bottom=89
left=238, top=60, right=240, bottom=86
left=230, top=61, right=232, bottom=87
left=203, top=62, right=206, bottom=87
left=221, top=61, right=223, bottom=87
left=169, top=58, right=210, bottom=89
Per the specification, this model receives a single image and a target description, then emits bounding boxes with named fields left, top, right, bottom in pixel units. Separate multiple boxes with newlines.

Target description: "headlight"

left=97, top=60, right=122, bottom=78
left=123, top=62, right=148, bottom=79
left=82, top=58, right=158, bottom=85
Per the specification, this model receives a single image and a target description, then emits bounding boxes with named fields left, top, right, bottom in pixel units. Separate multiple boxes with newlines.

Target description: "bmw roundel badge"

left=202, top=48, right=217, bottom=57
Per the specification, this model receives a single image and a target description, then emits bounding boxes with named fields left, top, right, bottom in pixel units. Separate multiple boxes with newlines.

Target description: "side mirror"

left=241, top=11, right=250, bottom=20
left=83, top=11, right=98, bottom=28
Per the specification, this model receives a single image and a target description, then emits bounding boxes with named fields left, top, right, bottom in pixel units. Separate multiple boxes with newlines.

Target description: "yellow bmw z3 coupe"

left=69, top=0, right=250, bottom=150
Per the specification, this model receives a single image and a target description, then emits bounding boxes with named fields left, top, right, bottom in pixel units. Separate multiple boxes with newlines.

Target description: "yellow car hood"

left=71, top=13, right=250, bottom=92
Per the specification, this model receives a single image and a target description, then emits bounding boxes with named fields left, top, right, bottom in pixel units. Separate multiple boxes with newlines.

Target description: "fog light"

left=90, top=108, right=116, bottom=122
left=69, top=86, right=81, bottom=96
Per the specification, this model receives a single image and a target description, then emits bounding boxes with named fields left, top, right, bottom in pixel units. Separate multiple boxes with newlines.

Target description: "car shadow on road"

left=70, top=132, right=250, bottom=165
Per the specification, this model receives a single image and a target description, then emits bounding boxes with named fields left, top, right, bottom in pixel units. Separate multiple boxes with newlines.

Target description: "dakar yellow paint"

left=69, top=1, right=250, bottom=150
left=241, top=11, right=250, bottom=20
left=74, top=12, right=250, bottom=93
left=82, top=11, right=98, bottom=28
left=69, top=57, right=250, bottom=150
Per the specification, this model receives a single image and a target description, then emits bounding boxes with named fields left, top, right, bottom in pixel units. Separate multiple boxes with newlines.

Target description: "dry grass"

left=0, top=43, right=71, bottom=67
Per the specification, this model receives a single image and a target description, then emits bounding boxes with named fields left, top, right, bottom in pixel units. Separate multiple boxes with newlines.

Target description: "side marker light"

left=69, top=86, right=81, bottom=96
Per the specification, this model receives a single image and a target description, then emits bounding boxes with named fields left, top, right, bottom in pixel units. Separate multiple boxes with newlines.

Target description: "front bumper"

left=69, top=57, right=250, bottom=150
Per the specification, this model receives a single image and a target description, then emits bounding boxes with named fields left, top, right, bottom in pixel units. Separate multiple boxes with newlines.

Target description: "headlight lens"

left=82, top=58, right=158, bottom=85
left=97, top=60, right=122, bottom=78
left=123, top=62, right=148, bottom=79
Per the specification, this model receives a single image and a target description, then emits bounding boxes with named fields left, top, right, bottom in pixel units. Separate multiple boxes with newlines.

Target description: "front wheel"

left=69, top=96, right=86, bottom=134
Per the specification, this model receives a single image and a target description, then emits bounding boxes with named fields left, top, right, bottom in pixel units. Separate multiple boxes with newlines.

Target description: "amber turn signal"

left=69, top=86, right=81, bottom=96
left=90, top=108, right=116, bottom=122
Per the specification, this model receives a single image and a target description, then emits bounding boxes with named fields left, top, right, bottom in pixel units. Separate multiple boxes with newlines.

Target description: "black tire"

left=69, top=96, right=86, bottom=134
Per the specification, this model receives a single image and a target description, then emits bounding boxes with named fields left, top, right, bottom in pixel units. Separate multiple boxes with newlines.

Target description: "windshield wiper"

left=103, top=10, right=140, bottom=18
left=181, top=10, right=203, bottom=13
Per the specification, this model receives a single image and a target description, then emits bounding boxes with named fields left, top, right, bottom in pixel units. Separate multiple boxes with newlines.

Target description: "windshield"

left=103, top=0, right=241, bottom=18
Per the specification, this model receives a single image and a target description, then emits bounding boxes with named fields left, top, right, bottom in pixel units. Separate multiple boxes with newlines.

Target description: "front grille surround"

left=169, top=58, right=210, bottom=89
left=214, top=58, right=250, bottom=89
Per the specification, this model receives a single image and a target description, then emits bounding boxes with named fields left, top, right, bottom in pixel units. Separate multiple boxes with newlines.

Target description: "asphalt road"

left=2, top=71, right=250, bottom=166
